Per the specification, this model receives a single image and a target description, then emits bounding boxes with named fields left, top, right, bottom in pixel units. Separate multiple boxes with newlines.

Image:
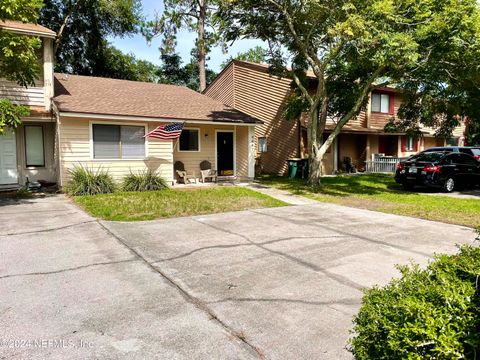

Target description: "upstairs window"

left=371, top=92, right=392, bottom=114
left=92, top=124, right=145, bottom=159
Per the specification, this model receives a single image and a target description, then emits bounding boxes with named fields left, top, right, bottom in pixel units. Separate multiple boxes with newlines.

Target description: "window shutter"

left=389, top=93, right=395, bottom=114
left=401, top=136, right=407, bottom=152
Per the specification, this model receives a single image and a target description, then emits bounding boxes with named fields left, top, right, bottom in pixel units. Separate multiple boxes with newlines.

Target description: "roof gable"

left=0, top=20, right=56, bottom=38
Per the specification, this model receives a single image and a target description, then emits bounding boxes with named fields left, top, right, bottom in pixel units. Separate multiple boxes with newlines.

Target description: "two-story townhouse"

left=204, top=60, right=466, bottom=175
left=0, top=21, right=56, bottom=187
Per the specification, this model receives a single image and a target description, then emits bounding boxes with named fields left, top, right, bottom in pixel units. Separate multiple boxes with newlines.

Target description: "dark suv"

left=395, top=151, right=480, bottom=192
left=422, top=146, right=480, bottom=161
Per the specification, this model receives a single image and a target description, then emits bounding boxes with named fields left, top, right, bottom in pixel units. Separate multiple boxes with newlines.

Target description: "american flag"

left=144, top=122, right=184, bottom=140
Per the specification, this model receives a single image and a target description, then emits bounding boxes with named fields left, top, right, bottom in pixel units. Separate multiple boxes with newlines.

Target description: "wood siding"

left=203, top=63, right=235, bottom=107
left=58, top=117, right=174, bottom=186
left=205, top=62, right=299, bottom=175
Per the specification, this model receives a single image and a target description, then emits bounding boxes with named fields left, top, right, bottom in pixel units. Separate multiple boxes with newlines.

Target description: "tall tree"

left=0, top=0, right=43, bottom=134
left=39, top=0, right=143, bottom=77
left=219, top=0, right=480, bottom=184
left=220, top=45, right=268, bottom=69
left=157, top=53, right=216, bottom=90
left=146, top=0, right=221, bottom=92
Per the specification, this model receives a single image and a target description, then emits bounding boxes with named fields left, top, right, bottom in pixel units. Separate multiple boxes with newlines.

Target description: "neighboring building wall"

left=203, top=63, right=235, bottom=106
left=57, top=117, right=174, bottom=186
left=205, top=62, right=300, bottom=176
left=15, top=121, right=56, bottom=184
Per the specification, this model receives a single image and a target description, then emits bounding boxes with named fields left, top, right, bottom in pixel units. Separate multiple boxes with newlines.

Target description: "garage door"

left=0, top=130, right=18, bottom=185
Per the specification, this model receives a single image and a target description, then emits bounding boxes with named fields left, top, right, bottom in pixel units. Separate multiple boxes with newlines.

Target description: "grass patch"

left=259, top=174, right=480, bottom=228
left=73, top=186, right=286, bottom=221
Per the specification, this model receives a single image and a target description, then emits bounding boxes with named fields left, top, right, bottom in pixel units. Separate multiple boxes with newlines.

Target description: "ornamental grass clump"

left=122, top=169, right=169, bottom=192
left=349, top=245, right=480, bottom=359
left=66, top=165, right=116, bottom=196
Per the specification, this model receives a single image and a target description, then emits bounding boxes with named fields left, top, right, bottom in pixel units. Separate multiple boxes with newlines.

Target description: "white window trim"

left=177, top=127, right=201, bottom=153
left=257, top=136, right=268, bottom=153
left=371, top=93, right=390, bottom=114
left=89, top=120, right=149, bottom=161
left=406, top=136, right=415, bottom=151
left=214, top=129, right=236, bottom=177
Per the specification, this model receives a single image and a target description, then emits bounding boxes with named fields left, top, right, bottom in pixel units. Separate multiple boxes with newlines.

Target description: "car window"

left=471, top=149, right=480, bottom=156
left=455, top=153, right=478, bottom=166
left=414, top=152, right=446, bottom=162
left=459, top=148, right=473, bottom=155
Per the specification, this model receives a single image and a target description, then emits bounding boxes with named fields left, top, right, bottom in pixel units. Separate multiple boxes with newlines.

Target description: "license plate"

left=409, top=167, right=417, bottom=173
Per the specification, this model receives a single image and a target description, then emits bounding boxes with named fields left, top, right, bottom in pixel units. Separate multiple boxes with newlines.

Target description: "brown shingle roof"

left=53, top=74, right=262, bottom=124
left=0, top=20, right=56, bottom=38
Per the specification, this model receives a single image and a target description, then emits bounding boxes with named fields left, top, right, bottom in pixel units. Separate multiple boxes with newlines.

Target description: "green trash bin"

left=287, top=159, right=299, bottom=178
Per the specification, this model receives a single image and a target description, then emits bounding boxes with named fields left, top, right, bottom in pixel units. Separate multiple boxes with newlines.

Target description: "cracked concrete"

left=1, top=195, right=476, bottom=359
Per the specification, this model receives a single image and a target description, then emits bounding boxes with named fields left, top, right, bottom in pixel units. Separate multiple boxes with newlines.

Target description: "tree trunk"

left=197, top=0, right=207, bottom=92
left=308, top=106, right=324, bottom=186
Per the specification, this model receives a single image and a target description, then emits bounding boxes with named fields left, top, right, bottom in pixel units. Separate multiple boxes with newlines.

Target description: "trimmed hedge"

left=350, top=245, right=480, bottom=359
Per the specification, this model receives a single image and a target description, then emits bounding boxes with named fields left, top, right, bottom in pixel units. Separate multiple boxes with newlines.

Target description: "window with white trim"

left=178, top=129, right=200, bottom=151
left=25, top=125, right=45, bottom=167
left=258, top=137, right=267, bottom=153
left=406, top=136, right=415, bottom=151
left=92, top=124, right=145, bottom=159
left=371, top=93, right=391, bottom=113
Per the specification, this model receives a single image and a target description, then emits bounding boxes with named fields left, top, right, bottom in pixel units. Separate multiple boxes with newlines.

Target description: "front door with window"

left=0, top=130, right=18, bottom=185
left=216, top=131, right=234, bottom=176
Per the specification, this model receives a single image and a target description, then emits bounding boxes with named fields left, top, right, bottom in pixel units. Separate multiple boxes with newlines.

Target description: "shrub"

left=349, top=245, right=480, bottom=359
left=122, top=169, right=169, bottom=192
left=66, top=165, right=115, bottom=196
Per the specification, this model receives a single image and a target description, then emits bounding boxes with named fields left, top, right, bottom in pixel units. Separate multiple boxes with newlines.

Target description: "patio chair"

left=174, top=161, right=197, bottom=184
left=199, top=160, right=217, bottom=183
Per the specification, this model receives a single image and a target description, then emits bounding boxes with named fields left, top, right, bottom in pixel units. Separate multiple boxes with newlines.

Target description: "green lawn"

left=259, top=174, right=480, bottom=228
left=73, top=186, right=286, bottom=221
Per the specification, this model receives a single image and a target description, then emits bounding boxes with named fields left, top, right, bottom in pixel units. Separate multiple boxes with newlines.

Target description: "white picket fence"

left=365, top=156, right=400, bottom=173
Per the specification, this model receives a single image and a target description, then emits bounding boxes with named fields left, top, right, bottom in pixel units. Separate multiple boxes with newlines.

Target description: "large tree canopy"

left=220, top=45, right=268, bottom=69
left=39, top=0, right=143, bottom=77
left=0, top=0, right=43, bottom=134
left=146, top=0, right=222, bottom=91
left=219, top=0, right=480, bottom=184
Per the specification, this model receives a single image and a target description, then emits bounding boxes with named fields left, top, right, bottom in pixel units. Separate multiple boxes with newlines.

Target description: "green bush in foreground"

left=350, top=245, right=480, bottom=359
left=66, top=165, right=116, bottom=196
left=122, top=169, right=169, bottom=192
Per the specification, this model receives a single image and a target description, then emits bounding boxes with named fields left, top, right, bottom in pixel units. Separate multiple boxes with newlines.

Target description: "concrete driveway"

left=0, top=195, right=476, bottom=359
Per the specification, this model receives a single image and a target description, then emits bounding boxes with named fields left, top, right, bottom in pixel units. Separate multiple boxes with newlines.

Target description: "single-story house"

left=0, top=21, right=261, bottom=189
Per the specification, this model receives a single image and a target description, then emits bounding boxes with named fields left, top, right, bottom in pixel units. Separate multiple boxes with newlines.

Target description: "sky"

left=109, top=0, right=265, bottom=72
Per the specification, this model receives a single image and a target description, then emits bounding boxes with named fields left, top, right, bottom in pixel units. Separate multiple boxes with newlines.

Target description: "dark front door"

left=217, top=131, right=234, bottom=176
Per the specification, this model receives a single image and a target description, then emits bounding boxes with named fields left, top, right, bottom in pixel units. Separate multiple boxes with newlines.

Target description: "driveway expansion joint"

left=0, top=220, right=97, bottom=237
left=97, top=220, right=266, bottom=359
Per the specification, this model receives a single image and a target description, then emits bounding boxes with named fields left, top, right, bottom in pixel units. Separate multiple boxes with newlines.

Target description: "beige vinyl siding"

left=203, top=63, right=235, bottom=106
left=235, top=126, right=249, bottom=179
left=0, top=78, right=45, bottom=107
left=173, top=123, right=250, bottom=180
left=58, top=117, right=173, bottom=186
left=231, top=63, right=299, bottom=175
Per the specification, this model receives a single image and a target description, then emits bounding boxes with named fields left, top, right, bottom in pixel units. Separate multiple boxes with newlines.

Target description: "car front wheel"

left=443, top=177, right=455, bottom=193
